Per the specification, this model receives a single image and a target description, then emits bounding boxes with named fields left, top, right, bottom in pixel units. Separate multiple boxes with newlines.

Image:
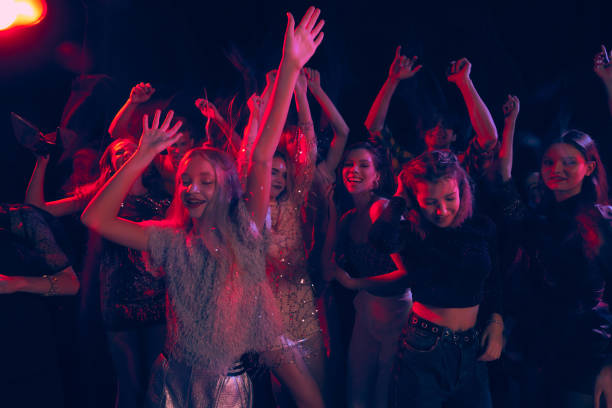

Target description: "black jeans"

left=389, top=313, right=492, bottom=408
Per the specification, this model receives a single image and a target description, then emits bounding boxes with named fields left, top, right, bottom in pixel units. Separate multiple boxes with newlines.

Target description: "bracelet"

left=488, top=319, right=504, bottom=327
left=42, top=274, right=58, bottom=296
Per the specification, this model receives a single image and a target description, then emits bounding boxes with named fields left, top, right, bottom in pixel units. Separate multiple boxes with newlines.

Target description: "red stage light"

left=0, top=0, right=46, bottom=31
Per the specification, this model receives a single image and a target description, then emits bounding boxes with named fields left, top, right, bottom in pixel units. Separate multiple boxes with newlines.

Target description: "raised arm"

left=594, top=45, right=612, bottom=117
left=25, top=155, right=88, bottom=217
left=109, top=82, right=155, bottom=140
left=365, top=46, right=422, bottom=134
left=289, top=68, right=318, bottom=203
left=81, top=110, right=183, bottom=251
left=195, top=98, right=243, bottom=153
left=305, top=67, right=349, bottom=174
left=447, top=58, right=498, bottom=150
left=245, top=6, right=324, bottom=230
left=499, top=95, right=520, bottom=182
left=237, top=93, right=263, bottom=187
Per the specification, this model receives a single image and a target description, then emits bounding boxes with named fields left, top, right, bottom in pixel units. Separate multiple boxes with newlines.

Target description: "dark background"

left=1, top=0, right=611, bottom=202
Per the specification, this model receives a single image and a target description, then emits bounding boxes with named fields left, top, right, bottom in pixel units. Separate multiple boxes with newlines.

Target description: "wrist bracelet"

left=42, top=274, right=58, bottom=296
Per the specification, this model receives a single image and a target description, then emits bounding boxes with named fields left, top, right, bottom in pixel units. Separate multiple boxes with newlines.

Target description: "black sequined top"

left=100, top=193, right=171, bottom=331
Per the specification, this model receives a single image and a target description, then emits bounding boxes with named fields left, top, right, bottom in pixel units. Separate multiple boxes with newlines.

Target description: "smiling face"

left=270, top=156, right=287, bottom=200
left=110, top=140, right=137, bottom=172
left=342, top=148, right=380, bottom=195
left=541, top=143, right=595, bottom=202
left=414, top=177, right=460, bottom=228
left=177, top=155, right=217, bottom=219
left=424, top=122, right=456, bottom=151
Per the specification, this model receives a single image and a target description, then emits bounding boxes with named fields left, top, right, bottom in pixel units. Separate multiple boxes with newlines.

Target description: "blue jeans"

left=389, top=314, right=492, bottom=408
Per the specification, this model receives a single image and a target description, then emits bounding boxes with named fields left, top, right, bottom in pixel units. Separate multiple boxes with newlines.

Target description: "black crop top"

left=337, top=209, right=404, bottom=297
left=369, top=197, right=502, bottom=314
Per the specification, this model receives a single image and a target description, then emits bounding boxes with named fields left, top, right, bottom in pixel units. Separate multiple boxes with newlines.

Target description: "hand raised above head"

left=282, top=6, right=325, bottom=70
left=502, top=94, right=520, bottom=121
left=129, top=82, right=155, bottom=104
left=138, top=110, right=183, bottom=159
left=389, top=46, right=422, bottom=81
left=195, top=99, right=219, bottom=119
left=447, top=58, right=471, bottom=85
left=304, top=67, right=321, bottom=91
left=594, top=44, right=612, bottom=82
left=247, top=93, right=263, bottom=115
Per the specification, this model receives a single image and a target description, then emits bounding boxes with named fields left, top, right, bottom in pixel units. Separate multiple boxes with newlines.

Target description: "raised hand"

left=502, top=94, right=520, bottom=122
left=282, top=6, right=325, bottom=70
left=138, top=110, right=183, bottom=160
left=195, top=98, right=220, bottom=120
left=295, top=68, right=308, bottom=95
left=388, top=46, right=422, bottom=81
left=129, top=82, right=155, bottom=104
left=304, top=67, right=322, bottom=93
left=594, top=44, right=612, bottom=83
left=247, top=93, right=263, bottom=117
left=447, top=58, right=472, bottom=85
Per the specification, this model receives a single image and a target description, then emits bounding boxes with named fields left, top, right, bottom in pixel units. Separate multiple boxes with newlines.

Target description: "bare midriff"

left=412, top=302, right=479, bottom=332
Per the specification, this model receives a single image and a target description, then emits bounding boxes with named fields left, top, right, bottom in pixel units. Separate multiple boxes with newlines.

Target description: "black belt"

left=407, top=312, right=479, bottom=345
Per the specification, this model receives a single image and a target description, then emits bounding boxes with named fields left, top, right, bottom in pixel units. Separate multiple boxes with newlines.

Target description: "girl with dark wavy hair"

left=369, top=150, right=503, bottom=408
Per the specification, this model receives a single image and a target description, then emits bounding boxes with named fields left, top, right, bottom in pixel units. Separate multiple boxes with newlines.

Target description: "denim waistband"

left=407, top=312, right=479, bottom=345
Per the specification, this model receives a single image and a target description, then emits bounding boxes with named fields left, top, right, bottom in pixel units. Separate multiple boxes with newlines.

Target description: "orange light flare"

left=0, top=0, right=47, bottom=31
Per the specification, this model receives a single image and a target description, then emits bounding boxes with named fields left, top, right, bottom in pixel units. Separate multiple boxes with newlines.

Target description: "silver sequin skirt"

left=147, top=354, right=252, bottom=408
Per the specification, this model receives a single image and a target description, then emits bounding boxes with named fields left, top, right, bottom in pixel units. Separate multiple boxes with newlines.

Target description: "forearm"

left=499, top=119, right=516, bottom=182
left=354, top=268, right=407, bottom=290
left=247, top=60, right=301, bottom=229
left=109, top=100, right=138, bottom=140
left=14, top=267, right=79, bottom=296
left=365, top=77, right=399, bottom=133
left=311, top=87, right=349, bottom=171
left=81, top=152, right=149, bottom=230
left=251, top=60, right=301, bottom=163
left=25, top=158, right=48, bottom=208
left=457, top=79, right=498, bottom=149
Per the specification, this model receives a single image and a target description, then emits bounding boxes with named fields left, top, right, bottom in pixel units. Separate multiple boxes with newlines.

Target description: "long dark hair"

left=543, top=130, right=609, bottom=205
left=541, top=130, right=609, bottom=258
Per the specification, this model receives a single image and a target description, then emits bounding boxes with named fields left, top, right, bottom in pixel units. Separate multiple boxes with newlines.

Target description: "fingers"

left=306, top=8, right=321, bottom=31
left=594, top=386, right=602, bottom=408
left=298, top=6, right=316, bottom=30
left=311, top=18, right=325, bottom=39
left=395, top=45, right=402, bottom=60
left=143, top=114, right=150, bottom=132
left=167, top=120, right=183, bottom=138
left=152, top=109, right=161, bottom=129
left=286, top=12, right=295, bottom=36
left=314, top=32, right=324, bottom=49
left=160, top=110, right=175, bottom=131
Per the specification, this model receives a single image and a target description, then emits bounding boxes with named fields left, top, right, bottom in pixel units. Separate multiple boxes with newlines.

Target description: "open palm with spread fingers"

left=138, top=110, right=183, bottom=160
left=283, top=6, right=325, bottom=70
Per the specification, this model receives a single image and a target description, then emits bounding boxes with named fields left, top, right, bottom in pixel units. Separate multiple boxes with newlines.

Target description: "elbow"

left=80, top=208, right=96, bottom=230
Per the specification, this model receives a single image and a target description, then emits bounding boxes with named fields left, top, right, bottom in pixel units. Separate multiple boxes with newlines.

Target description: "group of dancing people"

left=2, top=5, right=612, bottom=408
